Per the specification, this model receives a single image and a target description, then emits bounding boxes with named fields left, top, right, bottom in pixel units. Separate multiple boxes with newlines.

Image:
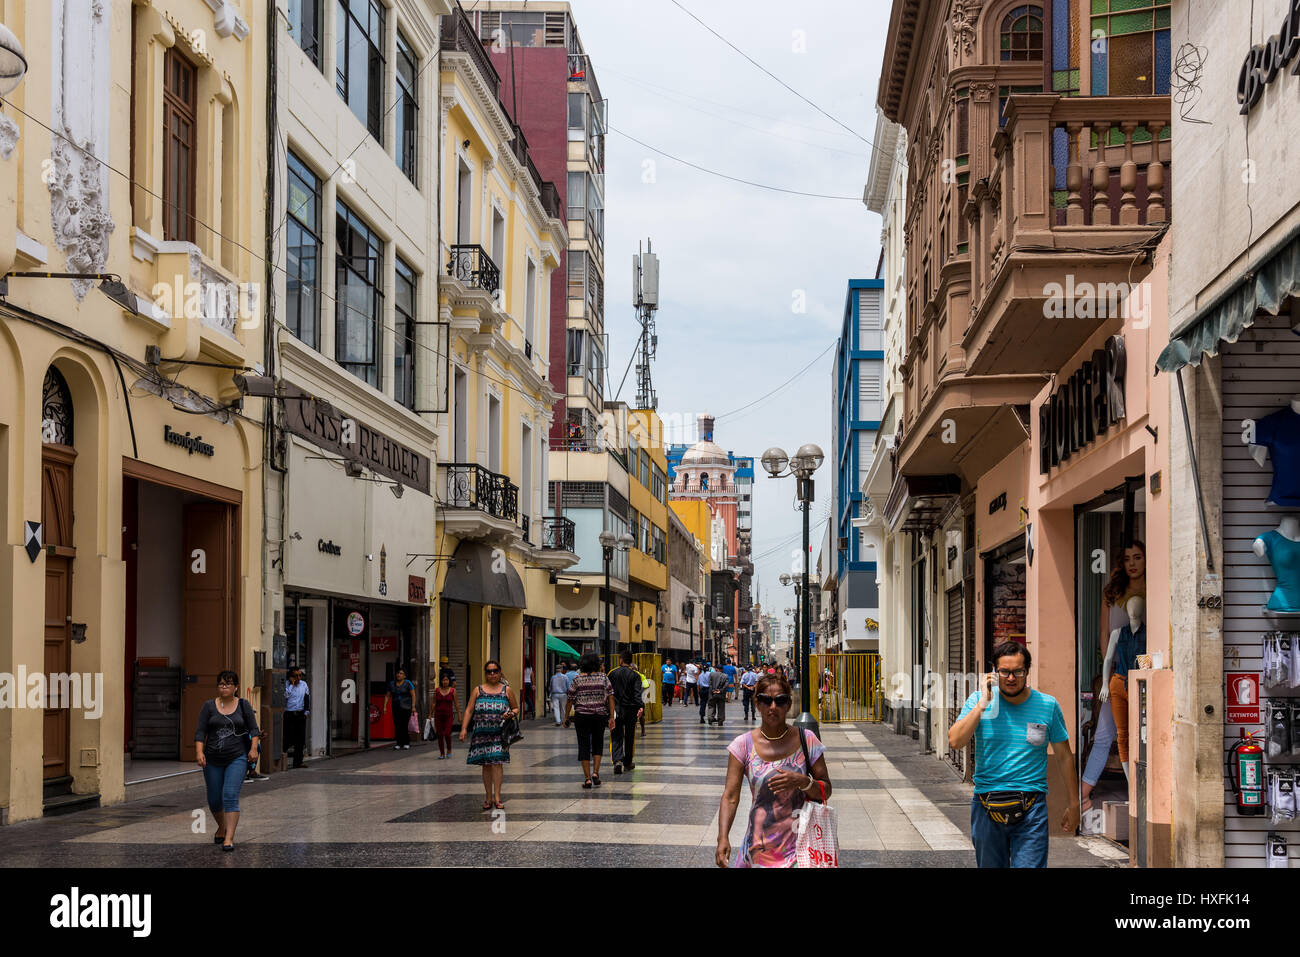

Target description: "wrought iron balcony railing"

left=441, top=4, right=501, bottom=95
left=521, top=513, right=531, bottom=543
left=541, top=516, right=576, bottom=552
left=447, top=244, right=501, bottom=296
left=440, top=463, right=519, bottom=523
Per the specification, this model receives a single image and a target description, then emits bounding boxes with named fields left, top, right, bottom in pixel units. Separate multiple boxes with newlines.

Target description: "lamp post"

left=762, top=443, right=824, bottom=736
left=598, top=529, right=635, bottom=670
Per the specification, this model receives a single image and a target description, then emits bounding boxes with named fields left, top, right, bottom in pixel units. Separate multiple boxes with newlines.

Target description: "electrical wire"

left=713, top=340, right=836, bottom=421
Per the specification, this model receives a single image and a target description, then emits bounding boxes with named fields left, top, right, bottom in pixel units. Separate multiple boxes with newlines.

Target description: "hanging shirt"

left=1113, top=624, right=1146, bottom=678
left=1262, top=529, right=1300, bottom=611
left=1254, top=406, right=1300, bottom=506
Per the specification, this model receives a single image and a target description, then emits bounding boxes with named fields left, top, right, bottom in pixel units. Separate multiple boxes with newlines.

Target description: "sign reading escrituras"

left=282, top=382, right=430, bottom=494
left=1038, top=336, right=1127, bottom=474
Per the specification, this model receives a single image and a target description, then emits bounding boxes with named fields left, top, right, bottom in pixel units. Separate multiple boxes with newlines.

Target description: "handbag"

left=793, top=729, right=838, bottom=867
left=407, top=712, right=420, bottom=735
left=501, top=714, right=523, bottom=748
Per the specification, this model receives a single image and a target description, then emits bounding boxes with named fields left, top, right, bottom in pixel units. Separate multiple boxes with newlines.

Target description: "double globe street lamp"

left=598, top=529, right=635, bottom=668
left=762, top=443, right=824, bottom=736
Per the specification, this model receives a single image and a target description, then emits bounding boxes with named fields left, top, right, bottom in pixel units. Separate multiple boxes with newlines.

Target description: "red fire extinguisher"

left=1229, top=730, right=1266, bottom=816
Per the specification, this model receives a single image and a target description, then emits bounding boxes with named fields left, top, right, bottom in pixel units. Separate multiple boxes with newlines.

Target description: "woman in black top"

left=194, top=670, right=260, bottom=851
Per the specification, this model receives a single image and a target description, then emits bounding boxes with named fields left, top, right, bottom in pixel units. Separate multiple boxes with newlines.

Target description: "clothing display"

left=1254, top=406, right=1300, bottom=506
left=1113, top=623, right=1146, bottom=679
left=1261, top=530, right=1300, bottom=611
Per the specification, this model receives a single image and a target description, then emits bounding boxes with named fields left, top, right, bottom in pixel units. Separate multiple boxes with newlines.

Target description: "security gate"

left=808, top=653, right=882, bottom=723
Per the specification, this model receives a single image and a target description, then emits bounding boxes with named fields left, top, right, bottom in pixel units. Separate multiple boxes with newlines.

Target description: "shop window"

left=1000, top=5, right=1044, bottom=61
left=286, top=151, right=322, bottom=349
left=162, top=48, right=197, bottom=242
left=396, top=31, right=418, bottom=184
left=337, top=0, right=385, bottom=144
left=394, top=257, right=417, bottom=410
left=335, top=201, right=384, bottom=388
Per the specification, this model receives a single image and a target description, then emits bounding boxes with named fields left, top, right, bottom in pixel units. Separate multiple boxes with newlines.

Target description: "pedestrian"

left=459, top=660, right=518, bottom=810
left=564, top=651, right=615, bottom=789
left=698, top=662, right=712, bottom=723
left=948, top=641, right=1079, bottom=868
left=523, top=658, right=535, bottom=720
left=715, top=672, right=831, bottom=867
left=383, top=668, right=417, bottom=750
left=661, top=658, right=678, bottom=708
left=683, top=659, right=699, bottom=705
left=609, top=652, right=644, bottom=773
left=723, top=659, right=738, bottom=701
left=566, top=659, right=580, bottom=690
left=638, top=667, right=652, bottom=737
left=550, top=663, right=570, bottom=725
left=740, top=665, right=759, bottom=721
left=284, top=667, right=310, bottom=768
left=194, top=670, right=260, bottom=852
left=439, top=656, right=456, bottom=687
left=707, top=662, right=729, bottom=725
left=433, top=673, right=458, bottom=758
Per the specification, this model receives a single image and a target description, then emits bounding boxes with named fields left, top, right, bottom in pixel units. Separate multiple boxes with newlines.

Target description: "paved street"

left=0, top=700, right=1125, bottom=868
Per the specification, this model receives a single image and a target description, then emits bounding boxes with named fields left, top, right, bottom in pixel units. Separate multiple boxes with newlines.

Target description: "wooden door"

left=181, top=503, right=234, bottom=760
left=41, top=447, right=76, bottom=780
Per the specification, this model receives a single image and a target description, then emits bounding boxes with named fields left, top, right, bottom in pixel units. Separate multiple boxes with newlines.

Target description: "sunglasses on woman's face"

left=755, top=693, right=791, bottom=707
left=485, top=669, right=500, bottom=674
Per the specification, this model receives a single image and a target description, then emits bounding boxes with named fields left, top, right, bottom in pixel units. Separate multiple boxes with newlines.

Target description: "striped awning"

left=1157, top=229, right=1300, bottom=373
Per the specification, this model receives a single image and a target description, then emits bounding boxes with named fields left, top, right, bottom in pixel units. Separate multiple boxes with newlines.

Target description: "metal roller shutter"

left=947, top=585, right=966, bottom=774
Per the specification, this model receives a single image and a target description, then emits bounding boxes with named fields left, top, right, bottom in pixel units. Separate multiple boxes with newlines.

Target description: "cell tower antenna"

left=632, top=239, right=660, bottom=411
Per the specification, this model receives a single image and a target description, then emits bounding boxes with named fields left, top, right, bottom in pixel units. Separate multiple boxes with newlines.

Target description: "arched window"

left=1001, top=5, right=1044, bottom=61
left=700, top=473, right=709, bottom=491
left=41, top=367, right=74, bottom=446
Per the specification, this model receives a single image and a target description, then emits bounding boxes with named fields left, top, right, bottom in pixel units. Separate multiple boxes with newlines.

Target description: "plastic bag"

left=408, top=712, right=420, bottom=735
left=423, top=717, right=435, bottom=741
left=794, top=782, right=839, bottom=868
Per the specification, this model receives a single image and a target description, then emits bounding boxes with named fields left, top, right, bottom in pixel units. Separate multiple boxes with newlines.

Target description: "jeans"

left=573, top=713, right=606, bottom=763
left=969, top=794, right=1049, bottom=867
left=393, top=705, right=412, bottom=747
left=203, top=759, right=247, bottom=813
left=699, top=688, right=710, bottom=721
left=551, top=693, right=567, bottom=725
left=1083, top=698, right=1118, bottom=786
left=663, top=684, right=675, bottom=706
left=613, top=705, right=639, bottom=767
left=523, top=684, right=534, bottom=718
left=284, top=710, right=306, bottom=767
left=707, top=694, right=726, bottom=724
left=741, top=688, right=754, bottom=719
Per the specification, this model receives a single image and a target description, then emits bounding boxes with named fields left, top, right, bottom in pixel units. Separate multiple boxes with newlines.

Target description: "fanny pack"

left=978, top=791, right=1039, bottom=825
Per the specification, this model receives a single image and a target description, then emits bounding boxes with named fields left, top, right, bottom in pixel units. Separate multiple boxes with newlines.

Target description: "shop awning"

left=440, top=540, right=526, bottom=608
left=545, top=635, right=582, bottom=658
left=1157, top=228, right=1300, bottom=373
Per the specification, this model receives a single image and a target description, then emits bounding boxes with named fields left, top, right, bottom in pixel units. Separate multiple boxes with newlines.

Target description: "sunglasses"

left=755, top=693, right=792, bottom=707
left=485, top=668, right=500, bottom=674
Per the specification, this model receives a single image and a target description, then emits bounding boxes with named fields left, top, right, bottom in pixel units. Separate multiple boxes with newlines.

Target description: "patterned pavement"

left=0, top=696, right=1126, bottom=867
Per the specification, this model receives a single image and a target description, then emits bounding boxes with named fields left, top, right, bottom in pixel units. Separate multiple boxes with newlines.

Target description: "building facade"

left=0, top=0, right=266, bottom=820
left=1157, top=0, right=1300, bottom=868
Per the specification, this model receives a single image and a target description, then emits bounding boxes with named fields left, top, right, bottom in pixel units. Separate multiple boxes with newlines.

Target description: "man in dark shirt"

left=608, top=652, right=644, bottom=773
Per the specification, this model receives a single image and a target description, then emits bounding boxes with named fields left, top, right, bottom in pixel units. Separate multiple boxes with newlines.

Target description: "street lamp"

left=599, top=529, right=634, bottom=669
left=715, top=615, right=731, bottom=663
left=763, top=443, right=824, bottom=735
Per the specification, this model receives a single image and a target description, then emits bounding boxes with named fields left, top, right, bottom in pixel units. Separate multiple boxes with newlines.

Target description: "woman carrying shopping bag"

left=715, top=672, right=833, bottom=867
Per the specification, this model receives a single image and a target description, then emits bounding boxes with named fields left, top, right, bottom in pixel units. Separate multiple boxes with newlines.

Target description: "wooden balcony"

left=963, top=95, right=1170, bottom=376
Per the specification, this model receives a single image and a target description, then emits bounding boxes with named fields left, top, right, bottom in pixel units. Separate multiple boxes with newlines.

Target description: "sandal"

left=213, top=831, right=224, bottom=844
left=583, top=779, right=593, bottom=789
left=494, top=801, right=505, bottom=810
left=591, top=773, right=601, bottom=787
left=482, top=800, right=493, bottom=810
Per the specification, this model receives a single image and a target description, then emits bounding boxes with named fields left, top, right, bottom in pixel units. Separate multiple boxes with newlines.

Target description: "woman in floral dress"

left=460, top=659, right=518, bottom=809
left=715, top=673, right=832, bottom=867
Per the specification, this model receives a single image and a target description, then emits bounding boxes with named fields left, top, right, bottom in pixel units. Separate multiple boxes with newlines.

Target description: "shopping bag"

left=794, top=782, right=839, bottom=868
left=408, top=712, right=420, bottom=735
left=423, top=717, right=435, bottom=741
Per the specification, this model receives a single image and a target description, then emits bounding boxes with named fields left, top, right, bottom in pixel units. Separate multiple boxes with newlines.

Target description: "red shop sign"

left=408, top=575, right=426, bottom=604
left=370, top=635, right=397, bottom=653
left=1226, top=673, right=1260, bottom=724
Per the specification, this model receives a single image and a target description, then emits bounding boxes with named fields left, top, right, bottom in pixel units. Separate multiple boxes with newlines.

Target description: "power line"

left=609, top=127, right=863, bottom=200
left=714, top=339, right=836, bottom=421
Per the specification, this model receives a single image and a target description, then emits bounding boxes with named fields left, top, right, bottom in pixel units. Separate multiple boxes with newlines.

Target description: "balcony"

left=441, top=4, right=500, bottom=96
left=964, top=95, right=1170, bottom=376
left=446, top=244, right=501, bottom=296
left=438, top=463, right=520, bottom=543
left=541, top=516, right=576, bottom=552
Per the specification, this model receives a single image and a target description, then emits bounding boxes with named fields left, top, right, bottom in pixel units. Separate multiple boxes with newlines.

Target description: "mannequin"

left=1254, top=517, right=1300, bottom=612
left=1247, top=398, right=1300, bottom=505
left=1099, top=595, right=1145, bottom=781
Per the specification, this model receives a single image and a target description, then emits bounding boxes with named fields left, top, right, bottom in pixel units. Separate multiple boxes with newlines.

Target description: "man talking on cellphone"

left=948, top=641, right=1079, bottom=867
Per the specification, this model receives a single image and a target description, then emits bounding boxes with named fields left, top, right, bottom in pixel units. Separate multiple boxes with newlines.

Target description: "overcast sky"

left=567, top=0, right=893, bottom=628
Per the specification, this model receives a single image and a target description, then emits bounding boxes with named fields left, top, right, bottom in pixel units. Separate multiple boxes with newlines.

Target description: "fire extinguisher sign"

left=1226, top=672, right=1260, bottom=724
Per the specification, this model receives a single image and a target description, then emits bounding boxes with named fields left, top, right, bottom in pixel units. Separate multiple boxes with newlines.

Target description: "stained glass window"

left=1001, top=5, right=1045, bottom=62
left=1089, top=0, right=1172, bottom=97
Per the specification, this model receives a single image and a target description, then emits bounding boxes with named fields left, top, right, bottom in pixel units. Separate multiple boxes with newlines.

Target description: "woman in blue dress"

left=460, top=659, right=518, bottom=809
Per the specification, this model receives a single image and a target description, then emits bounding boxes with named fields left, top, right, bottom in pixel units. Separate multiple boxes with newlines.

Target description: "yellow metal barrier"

left=633, top=653, right=663, bottom=724
left=808, top=653, right=883, bottom=723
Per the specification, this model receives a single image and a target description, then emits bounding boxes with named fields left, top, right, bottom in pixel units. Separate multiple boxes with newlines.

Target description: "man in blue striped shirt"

left=949, top=641, right=1079, bottom=867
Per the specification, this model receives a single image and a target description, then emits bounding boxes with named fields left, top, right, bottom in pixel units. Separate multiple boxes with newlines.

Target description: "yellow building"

left=435, top=4, right=574, bottom=695
left=0, top=0, right=266, bottom=820
left=622, top=405, right=669, bottom=651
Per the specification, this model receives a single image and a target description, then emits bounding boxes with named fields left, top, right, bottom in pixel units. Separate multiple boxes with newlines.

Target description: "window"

left=395, top=31, right=418, bottom=183
left=640, top=451, right=650, bottom=489
left=652, top=525, right=666, bottom=564
left=641, top=514, right=651, bottom=555
left=1089, top=0, right=1172, bottom=97
left=335, top=201, right=384, bottom=387
left=488, top=394, right=501, bottom=473
left=337, top=0, right=385, bottom=143
left=588, top=340, right=603, bottom=392
left=567, top=170, right=585, bottom=220
left=651, top=465, right=666, bottom=503
left=454, top=367, right=468, bottom=460
left=492, top=208, right=506, bottom=272
left=629, top=507, right=640, bottom=547
left=286, top=152, right=322, bottom=348
left=162, top=48, right=197, bottom=242
left=456, top=160, right=472, bottom=243
left=568, top=250, right=587, bottom=300
left=567, top=93, right=587, bottom=142
left=567, top=329, right=586, bottom=378
left=525, top=258, right=537, bottom=352
left=289, top=0, right=322, bottom=67
left=394, top=257, right=416, bottom=410
left=1000, top=5, right=1044, bottom=61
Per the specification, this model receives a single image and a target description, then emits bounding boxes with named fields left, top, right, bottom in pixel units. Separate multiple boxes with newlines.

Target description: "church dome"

left=680, top=414, right=732, bottom=467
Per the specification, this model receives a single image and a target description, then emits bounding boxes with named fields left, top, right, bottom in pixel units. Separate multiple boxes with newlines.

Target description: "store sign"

left=346, top=611, right=366, bottom=636
left=164, top=425, right=215, bottom=457
left=408, top=575, right=426, bottom=604
left=1039, top=335, right=1127, bottom=475
left=282, top=382, right=430, bottom=494
left=1237, top=0, right=1300, bottom=115
left=1226, top=673, right=1260, bottom=723
left=318, top=539, right=342, bottom=556
left=552, top=617, right=598, bottom=633
left=988, top=492, right=1007, bottom=515
left=370, top=635, right=397, bottom=653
